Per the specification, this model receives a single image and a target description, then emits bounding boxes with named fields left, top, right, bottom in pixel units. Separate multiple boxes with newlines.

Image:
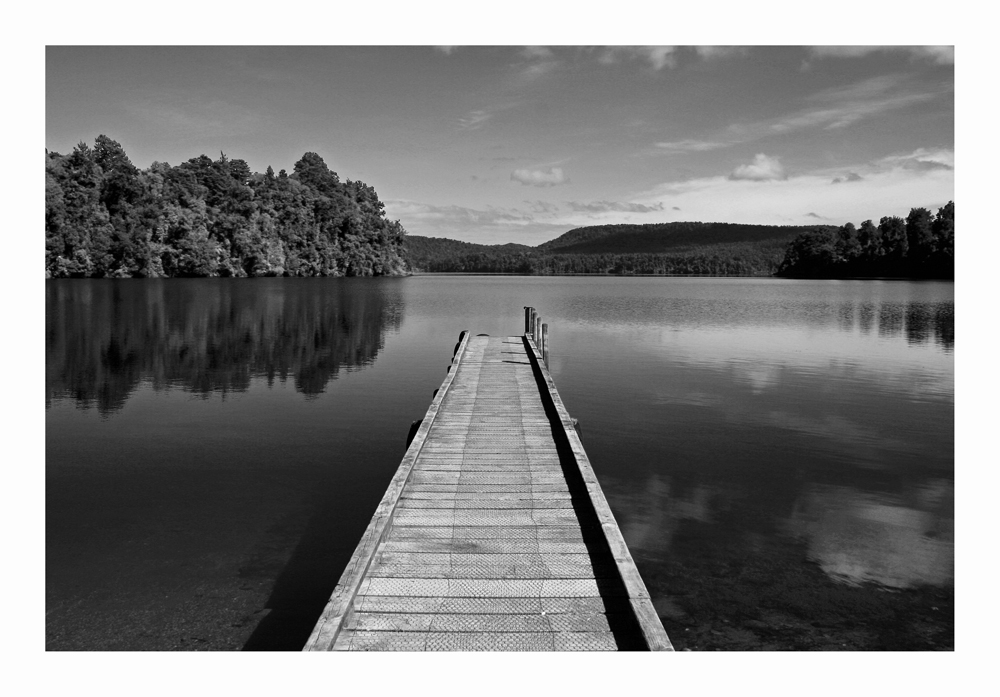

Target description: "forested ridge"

left=776, top=202, right=954, bottom=279
left=405, top=222, right=833, bottom=276
left=45, top=136, right=408, bottom=278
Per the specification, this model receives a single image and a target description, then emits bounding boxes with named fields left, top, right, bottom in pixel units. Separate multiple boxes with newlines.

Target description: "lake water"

left=45, top=276, right=954, bottom=650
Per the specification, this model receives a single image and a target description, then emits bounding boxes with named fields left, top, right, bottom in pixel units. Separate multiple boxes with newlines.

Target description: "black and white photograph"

left=23, top=5, right=985, bottom=691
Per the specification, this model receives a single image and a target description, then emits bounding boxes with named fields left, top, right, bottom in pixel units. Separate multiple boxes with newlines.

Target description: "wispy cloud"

left=809, top=46, right=954, bottom=65
left=831, top=172, right=864, bottom=184
left=386, top=200, right=533, bottom=226
left=123, top=97, right=265, bottom=138
left=511, top=46, right=561, bottom=85
left=653, top=139, right=728, bottom=153
left=521, top=46, right=553, bottom=60
left=874, top=147, right=953, bottom=172
left=595, top=45, right=747, bottom=70
left=434, top=46, right=458, bottom=56
left=511, top=167, right=568, bottom=187
left=518, top=60, right=559, bottom=83
left=789, top=74, right=940, bottom=130
left=729, top=153, right=785, bottom=181
left=645, top=74, right=945, bottom=158
left=383, top=199, right=569, bottom=244
left=567, top=200, right=665, bottom=213
left=694, top=46, right=748, bottom=60
left=599, top=46, right=679, bottom=70
left=525, top=200, right=560, bottom=214
left=719, top=74, right=944, bottom=143
left=457, top=109, right=493, bottom=130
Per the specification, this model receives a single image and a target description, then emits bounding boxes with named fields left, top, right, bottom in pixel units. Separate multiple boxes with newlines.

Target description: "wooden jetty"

left=304, top=308, right=672, bottom=651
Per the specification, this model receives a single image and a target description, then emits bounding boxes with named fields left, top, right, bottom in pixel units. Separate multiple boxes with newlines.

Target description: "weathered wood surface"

left=304, top=331, right=672, bottom=651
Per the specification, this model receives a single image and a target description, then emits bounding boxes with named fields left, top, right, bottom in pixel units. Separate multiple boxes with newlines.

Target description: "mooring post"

left=406, top=419, right=422, bottom=450
left=534, top=316, right=541, bottom=348
left=524, top=307, right=532, bottom=335
left=542, top=323, right=549, bottom=369
left=530, top=308, right=537, bottom=341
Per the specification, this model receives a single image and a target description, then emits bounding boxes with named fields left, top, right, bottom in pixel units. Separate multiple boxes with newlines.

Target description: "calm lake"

left=45, top=276, right=954, bottom=650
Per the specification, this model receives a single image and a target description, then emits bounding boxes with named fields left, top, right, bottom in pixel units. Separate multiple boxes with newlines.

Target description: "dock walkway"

left=305, top=319, right=671, bottom=651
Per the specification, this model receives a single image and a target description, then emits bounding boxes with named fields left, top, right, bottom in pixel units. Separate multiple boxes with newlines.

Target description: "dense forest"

left=45, top=136, right=408, bottom=278
left=776, top=202, right=954, bottom=279
left=405, top=222, right=834, bottom=276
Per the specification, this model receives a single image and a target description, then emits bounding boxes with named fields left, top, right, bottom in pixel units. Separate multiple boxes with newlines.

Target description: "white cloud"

left=641, top=46, right=678, bottom=70
left=729, top=153, right=785, bottom=181
left=633, top=151, right=953, bottom=226
left=510, top=167, right=568, bottom=187
left=434, top=46, right=458, bottom=55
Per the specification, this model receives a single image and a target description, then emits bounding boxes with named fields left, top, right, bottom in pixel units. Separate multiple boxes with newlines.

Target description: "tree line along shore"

left=404, top=208, right=953, bottom=279
left=45, top=137, right=953, bottom=280
left=46, top=137, right=407, bottom=278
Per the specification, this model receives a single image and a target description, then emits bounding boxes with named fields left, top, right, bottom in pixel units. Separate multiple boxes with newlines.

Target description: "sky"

left=46, top=45, right=953, bottom=245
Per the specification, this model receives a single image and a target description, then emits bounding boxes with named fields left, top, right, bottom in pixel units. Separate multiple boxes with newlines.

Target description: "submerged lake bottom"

left=46, top=276, right=953, bottom=650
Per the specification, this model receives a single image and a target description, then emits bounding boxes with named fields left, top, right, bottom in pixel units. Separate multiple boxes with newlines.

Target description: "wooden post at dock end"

left=529, top=308, right=537, bottom=341
left=524, top=307, right=532, bottom=335
left=541, top=323, right=549, bottom=368
left=534, top=316, right=541, bottom=347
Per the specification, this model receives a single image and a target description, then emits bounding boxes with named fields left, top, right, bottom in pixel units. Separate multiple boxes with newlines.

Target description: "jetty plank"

left=303, top=329, right=672, bottom=651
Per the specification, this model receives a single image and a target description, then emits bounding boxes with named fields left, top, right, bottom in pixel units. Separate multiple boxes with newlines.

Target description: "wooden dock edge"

left=523, top=334, right=674, bottom=651
left=302, top=329, right=473, bottom=651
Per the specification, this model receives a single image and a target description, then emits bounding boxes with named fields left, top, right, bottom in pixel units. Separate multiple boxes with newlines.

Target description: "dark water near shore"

left=46, top=276, right=953, bottom=650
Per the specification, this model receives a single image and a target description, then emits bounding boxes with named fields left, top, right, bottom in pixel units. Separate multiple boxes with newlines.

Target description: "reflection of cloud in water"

left=652, top=389, right=720, bottom=408
left=763, top=410, right=918, bottom=466
left=737, top=363, right=781, bottom=394
left=608, top=473, right=716, bottom=558
left=647, top=325, right=953, bottom=403
left=783, top=482, right=953, bottom=589
left=655, top=382, right=920, bottom=467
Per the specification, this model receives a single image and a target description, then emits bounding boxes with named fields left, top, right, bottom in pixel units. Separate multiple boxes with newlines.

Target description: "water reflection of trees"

left=46, top=279, right=404, bottom=415
left=850, top=300, right=953, bottom=350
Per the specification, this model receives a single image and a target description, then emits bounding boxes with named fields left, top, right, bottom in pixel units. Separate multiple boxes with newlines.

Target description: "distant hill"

left=404, top=236, right=532, bottom=268
left=404, top=222, right=837, bottom=276
left=538, top=222, right=834, bottom=255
